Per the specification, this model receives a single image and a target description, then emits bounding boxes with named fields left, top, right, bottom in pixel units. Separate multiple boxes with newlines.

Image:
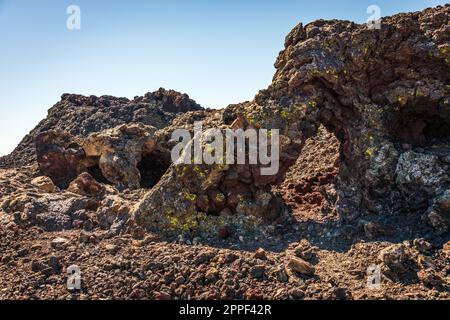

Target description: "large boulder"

left=67, top=172, right=105, bottom=197
left=35, top=130, right=89, bottom=189
left=81, top=123, right=158, bottom=190
left=35, top=123, right=163, bottom=191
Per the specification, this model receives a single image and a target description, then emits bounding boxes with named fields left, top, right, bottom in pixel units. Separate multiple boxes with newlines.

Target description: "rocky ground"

left=0, top=5, right=449, bottom=300
left=0, top=148, right=449, bottom=300
left=0, top=206, right=449, bottom=300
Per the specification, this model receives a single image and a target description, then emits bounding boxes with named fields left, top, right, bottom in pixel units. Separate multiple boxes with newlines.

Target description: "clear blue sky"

left=0, top=0, right=447, bottom=156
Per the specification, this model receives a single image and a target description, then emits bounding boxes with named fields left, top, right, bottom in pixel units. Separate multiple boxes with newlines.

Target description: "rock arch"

left=133, top=6, right=450, bottom=235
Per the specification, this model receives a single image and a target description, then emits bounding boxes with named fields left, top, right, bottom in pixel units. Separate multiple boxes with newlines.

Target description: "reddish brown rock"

left=31, top=176, right=58, bottom=193
left=287, top=256, right=315, bottom=275
left=67, top=172, right=105, bottom=197
left=35, top=130, right=88, bottom=189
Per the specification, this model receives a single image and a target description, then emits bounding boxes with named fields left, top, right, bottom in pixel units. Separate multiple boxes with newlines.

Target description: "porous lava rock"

left=0, top=88, right=202, bottom=168
left=133, top=5, right=450, bottom=235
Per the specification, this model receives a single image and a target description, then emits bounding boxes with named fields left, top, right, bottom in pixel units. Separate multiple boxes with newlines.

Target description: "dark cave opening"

left=87, top=163, right=111, bottom=185
left=137, top=151, right=172, bottom=189
left=390, top=112, right=450, bottom=147
left=422, top=115, right=450, bottom=141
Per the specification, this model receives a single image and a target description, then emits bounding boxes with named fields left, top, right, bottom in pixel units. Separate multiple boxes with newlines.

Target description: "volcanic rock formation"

left=133, top=5, right=450, bottom=236
left=1, top=5, right=449, bottom=300
left=0, top=88, right=202, bottom=169
left=1, top=5, right=449, bottom=239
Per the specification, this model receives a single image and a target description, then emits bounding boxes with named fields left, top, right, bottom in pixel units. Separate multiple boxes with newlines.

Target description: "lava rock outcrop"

left=1, top=5, right=449, bottom=239
left=0, top=88, right=202, bottom=169
left=133, top=5, right=450, bottom=235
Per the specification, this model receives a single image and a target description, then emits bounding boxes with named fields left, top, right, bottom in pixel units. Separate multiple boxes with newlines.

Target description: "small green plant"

left=309, top=101, right=318, bottom=108
left=194, top=166, right=208, bottom=178
left=183, top=192, right=198, bottom=202
left=215, top=193, right=225, bottom=203
left=181, top=216, right=198, bottom=232
left=169, top=216, right=180, bottom=228
left=366, top=146, right=377, bottom=159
